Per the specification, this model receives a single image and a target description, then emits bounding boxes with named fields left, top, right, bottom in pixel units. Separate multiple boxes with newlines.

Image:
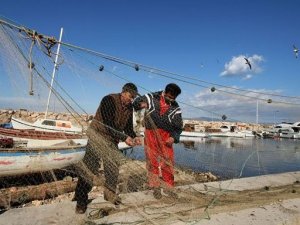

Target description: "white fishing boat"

left=0, top=127, right=130, bottom=151
left=0, top=127, right=87, bottom=147
left=0, top=144, right=85, bottom=177
left=11, top=117, right=83, bottom=135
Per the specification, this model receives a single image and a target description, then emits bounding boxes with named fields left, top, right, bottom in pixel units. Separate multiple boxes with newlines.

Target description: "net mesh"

left=0, top=19, right=300, bottom=225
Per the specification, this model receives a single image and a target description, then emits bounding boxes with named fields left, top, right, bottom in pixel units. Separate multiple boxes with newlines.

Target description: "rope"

left=60, top=41, right=300, bottom=103
left=1, top=17, right=300, bottom=105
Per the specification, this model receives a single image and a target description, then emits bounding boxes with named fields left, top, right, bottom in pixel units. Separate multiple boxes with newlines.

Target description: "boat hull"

left=179, top=136, right=208, bottom=142
left=209, top=132, right=246, bottom=138
left=180, top=131, right=209, bottom=138
left=280, top=131, right=300, bottom=139
left=0, top=127, right=87, bottom=147
left=0, top=146, right=85, bottom=176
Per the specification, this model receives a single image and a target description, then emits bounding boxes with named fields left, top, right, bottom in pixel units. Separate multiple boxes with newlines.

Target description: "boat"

left=278, top=121, right=300, bottom=139
left=272, top=122, right=294, bottom=133
left=240, top=129, right=256, bottom=137
left=260, top=122, right=297, bottom=139
left=280, top=127, right=300, bottom=139
left=181, top=123, right=209, bottom=138
left=0, top=127, right=87, bottom=147
left=180, top=131, right=209, bottom=138
left=11, top=117, right=83, bottom=134
left=208, top=125, right=246, bottom=138
left=268, top=122, right=294, bottom=138
left=0, top=141, right=130, bottom=177
left=0, top=127, right=131, bottom=151
left=0, top=128, right=130, bottom=178
left=179, top=136, right=208, bottom=142
left=0, top=144, right=85, bottom=177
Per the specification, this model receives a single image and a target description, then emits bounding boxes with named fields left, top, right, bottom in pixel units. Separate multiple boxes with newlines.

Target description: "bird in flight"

left=293, top=44, right=298, bottom=58
left=244, top=57, right=252, bottom=70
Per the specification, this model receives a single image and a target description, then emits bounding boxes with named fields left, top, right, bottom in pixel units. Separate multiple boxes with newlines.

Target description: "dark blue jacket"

left=133, top=91, right=183, bottom=143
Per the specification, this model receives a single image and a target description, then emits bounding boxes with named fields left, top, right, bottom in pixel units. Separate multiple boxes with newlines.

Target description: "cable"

left=59, top=41, right=300, bottom=103
left=1, top=17, right=300, bottom=104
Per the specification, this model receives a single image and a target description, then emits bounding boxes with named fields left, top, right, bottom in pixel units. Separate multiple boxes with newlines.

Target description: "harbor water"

left=125, top=137, right=300, bottom=179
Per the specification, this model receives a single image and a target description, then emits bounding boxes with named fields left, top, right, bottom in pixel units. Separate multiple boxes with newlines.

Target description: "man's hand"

left=165, top=137, right=174, bottom=147
left=133, top=137, right=143, bottom=145
left=125, top=136, right=135, bottom=146
left=140, top=102, right=148, bottom=109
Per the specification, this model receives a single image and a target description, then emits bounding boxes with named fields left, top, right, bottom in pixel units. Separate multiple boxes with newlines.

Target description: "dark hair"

left=165, top=83, right=181, bottom=97
left=122, top=83, right=138, bottom=97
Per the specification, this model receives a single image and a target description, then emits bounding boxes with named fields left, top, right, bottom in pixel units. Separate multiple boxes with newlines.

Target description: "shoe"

left=75, top=203, right=87, bottom=214
left=104, top=188, right=122, bottom=205
left=153, top=188, right=162, bottom=199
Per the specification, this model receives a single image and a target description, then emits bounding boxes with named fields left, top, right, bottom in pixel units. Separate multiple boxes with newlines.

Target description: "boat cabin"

left=41, top=119, right=72, bottom=128
left=183, top=123, right=205, bottom=132
left=220, top=125, right=239, bottom=132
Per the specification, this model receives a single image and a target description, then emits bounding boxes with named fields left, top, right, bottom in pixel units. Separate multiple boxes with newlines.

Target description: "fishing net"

left=0, top=18, right=300, bottom=225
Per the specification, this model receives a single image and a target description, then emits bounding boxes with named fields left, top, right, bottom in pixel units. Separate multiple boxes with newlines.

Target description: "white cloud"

left=220, top=54, right=264, bottom=79
left=180, top=87, right=300, bottom=123
left=242, top=74, right=252, bottom=80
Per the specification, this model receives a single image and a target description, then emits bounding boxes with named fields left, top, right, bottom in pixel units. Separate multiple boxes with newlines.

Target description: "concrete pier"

left=0, top=171, right=299, bottom=225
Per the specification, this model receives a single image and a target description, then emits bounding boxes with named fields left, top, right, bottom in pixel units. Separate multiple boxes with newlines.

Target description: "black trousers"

left=74, top=140, right=121, bottom=206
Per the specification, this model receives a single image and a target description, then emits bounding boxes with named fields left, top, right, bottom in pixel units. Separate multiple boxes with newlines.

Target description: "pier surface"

left=0, top=171, right=299, bottom=225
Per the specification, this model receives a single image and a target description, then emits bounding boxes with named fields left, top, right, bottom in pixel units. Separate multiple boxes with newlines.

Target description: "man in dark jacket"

left=133, top=83, right=183, bottom=199
left=75, top=83, right=140, bottom=214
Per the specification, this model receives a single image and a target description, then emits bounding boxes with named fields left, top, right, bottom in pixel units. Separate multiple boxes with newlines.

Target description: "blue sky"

left=1, top=0, right=300, bottom=123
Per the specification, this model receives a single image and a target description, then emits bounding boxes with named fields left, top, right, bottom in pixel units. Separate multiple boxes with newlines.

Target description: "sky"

left=0, top=0, right=300, bottom=123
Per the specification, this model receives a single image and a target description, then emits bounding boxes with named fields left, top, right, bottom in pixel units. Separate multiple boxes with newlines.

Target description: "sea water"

left=124, top=137, right=300, bottom=179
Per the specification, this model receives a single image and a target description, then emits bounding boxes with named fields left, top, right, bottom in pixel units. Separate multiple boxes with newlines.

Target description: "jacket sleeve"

left=169, top=108, right=183, bottom=143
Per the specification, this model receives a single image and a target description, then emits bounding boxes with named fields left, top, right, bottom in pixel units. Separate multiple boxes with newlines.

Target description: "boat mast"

left=45, top=28, right=63, bottom=119
left=256, top=100, right=258, bottom=124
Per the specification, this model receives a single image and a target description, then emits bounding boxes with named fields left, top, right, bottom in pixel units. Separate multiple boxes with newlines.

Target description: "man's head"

left=164, top=83, right=181, bottom=103
left=121, top=83, right=138, bottom=105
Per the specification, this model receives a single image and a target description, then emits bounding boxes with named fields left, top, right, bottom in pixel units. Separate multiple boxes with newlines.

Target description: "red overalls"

left=144, top=95, right=175, bottom=188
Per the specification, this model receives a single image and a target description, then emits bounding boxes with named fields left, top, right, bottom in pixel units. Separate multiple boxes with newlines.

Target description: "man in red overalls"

left=133, top=83, right=183, bottom=199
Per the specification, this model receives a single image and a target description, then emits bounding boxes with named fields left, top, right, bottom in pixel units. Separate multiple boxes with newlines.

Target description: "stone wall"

left=0, top=109, right=270, bottom=132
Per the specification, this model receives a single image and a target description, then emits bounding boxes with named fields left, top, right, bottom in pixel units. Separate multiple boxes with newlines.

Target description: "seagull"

left=244, top=57, right=252, bottom=70
left=293, top=44, right=298, bottom=58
